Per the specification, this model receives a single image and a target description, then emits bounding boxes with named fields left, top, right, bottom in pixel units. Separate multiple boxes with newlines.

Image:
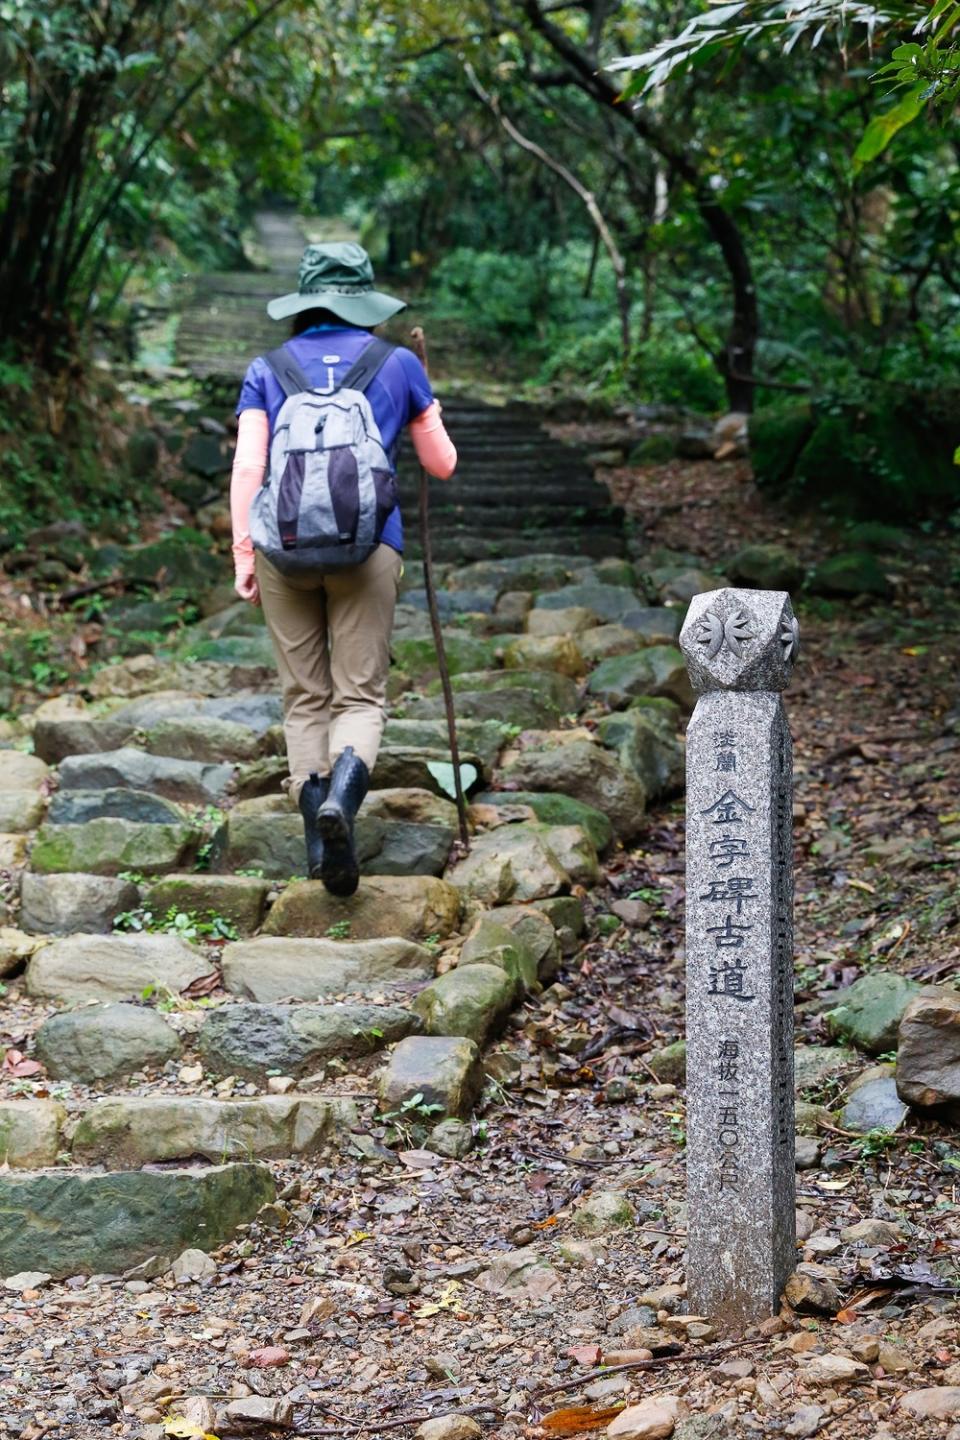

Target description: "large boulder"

left=596, top=709, right=683, bottom=801
left=20, top=873, right=140, bottom=935
left=48, top=787, right=188, bottom=826
left=473, top=790, right=612, bottom=853
left=459, top=915, right=539, bottom=995
left=35, top=1003, right=181, bottom=1082
left=391, top=632, right=500, bottom=681
left=198, top=1001, right=419, bottom=1079
left=0, top=790, right=45, bottom=832
left=141, top=874, right=270, bottom=936
left=220, top=794, right=383, bottom=879
left=379, top=1036, right=482, bottom=1118
left=446, top=668, right=579, bottom=714
left=502, top=634, right=584, bottom=678
left=221, top=936, right=434, bottom=1004
left=483, top=903, right=562, bottom=980
left=445, top=825, right=570, bottom=906
left=0, top=1164, right=275, bottom=1278
left=382, top=718, right=506, bottom=774
left=412, top=965, right=515, bottom=1045
left=577, top=625, right=640, bottom=664
left=57, top=747, right=234, bottom=805
left=896, top=988, right=960, bottom=1114
left=26, top=933, right=215, bottom=1003
left=808, top=551, right=894, bottom=599
left=534, top=584, right=639, bottom=624
left=0, top=752, right=49, bottom=790
left=526, top=606, right=597, bottom=637
left=70, top=1095, right=348, bottom=1166
left=142, top=715, right=269, bottom=764
left=728, top=543, right=804, bottom=593
left=402, top=686, right=561, bottom=731
left=498, top=738, right=646, bottom=841
left=262, top=875, right=461, bottom=942
left=825, top=972, right=921, bottom=1055
left=587, top=646, right=694, bottom=710
left=29, top=818, right=199, bottom=876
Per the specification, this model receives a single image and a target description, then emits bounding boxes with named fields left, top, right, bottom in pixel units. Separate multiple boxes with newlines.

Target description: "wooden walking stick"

left=409, top=325, right=470, bottom=853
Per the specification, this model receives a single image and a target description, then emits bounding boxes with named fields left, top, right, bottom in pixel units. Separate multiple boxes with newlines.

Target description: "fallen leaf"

left=540, top=1405, right=625, bottom=1434
left=1, top=1050, right=44, bottom=1078
left=164, top=1421, right=219, bottom=1440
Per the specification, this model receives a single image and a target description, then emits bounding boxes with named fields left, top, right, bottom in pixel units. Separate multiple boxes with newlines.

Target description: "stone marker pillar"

left=679, top=587, right=799, bottom=1327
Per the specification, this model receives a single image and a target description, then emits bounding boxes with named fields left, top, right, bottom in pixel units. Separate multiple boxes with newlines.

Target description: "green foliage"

left=115, top=905, right=238, bottom=942
left=611, top=1, right=959, bottom=159
left=751, top=376, right=960, bottom=516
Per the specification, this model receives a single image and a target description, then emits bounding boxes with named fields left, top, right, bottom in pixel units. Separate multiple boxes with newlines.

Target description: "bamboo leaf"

left=853, top=83, right=926, bottom=170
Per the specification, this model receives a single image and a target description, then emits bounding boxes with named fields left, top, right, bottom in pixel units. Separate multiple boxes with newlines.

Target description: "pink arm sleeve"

left=230, top=408, right=269, bottom=578
left=410, top=400, right=457, bottom=480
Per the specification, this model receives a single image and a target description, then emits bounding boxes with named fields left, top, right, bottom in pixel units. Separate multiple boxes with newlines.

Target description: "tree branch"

left=464, top=60, right=631, bottom=356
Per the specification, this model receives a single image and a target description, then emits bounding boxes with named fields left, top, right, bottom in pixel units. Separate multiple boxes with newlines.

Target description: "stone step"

left=0, top=1094, right=357, bottom=1170
left=221, top=934, right=436, bottom=1004
left=0, top=1163, right=275, bottom=1279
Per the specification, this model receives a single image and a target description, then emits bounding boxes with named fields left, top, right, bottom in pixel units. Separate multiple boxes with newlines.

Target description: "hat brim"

left=266, top=288, right=406, bottom=326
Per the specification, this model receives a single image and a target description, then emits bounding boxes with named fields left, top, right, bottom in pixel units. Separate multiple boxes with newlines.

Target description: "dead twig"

left=532, top=1335, right=771, bottom=1400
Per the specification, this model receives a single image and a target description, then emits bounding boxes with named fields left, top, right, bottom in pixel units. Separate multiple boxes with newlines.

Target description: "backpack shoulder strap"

left=341, top=337, right=396, bottom=396
left=263, top=345, right=314, bottom=400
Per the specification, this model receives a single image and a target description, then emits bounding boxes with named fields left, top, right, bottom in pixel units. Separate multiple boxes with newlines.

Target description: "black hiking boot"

left=298, top=772, right=330, bottom=881
left=316, top=746, right=369, bottom=897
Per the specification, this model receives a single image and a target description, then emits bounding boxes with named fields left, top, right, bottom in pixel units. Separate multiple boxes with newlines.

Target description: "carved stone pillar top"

left=679, top=588, right=799, bottom=695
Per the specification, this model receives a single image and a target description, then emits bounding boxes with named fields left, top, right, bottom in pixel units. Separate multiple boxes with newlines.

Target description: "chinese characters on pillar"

left=696, top=734, right=761, bottom=1192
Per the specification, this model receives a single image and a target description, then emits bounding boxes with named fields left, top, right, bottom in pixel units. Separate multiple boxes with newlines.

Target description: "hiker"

left=230, top=241, right=457, bottom=897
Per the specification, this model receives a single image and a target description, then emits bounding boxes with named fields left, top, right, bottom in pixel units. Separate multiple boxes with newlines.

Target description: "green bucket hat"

left=267, top=241, right=406, bottom=327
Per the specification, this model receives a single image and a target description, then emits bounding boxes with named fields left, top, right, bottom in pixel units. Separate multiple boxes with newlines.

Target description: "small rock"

left=3, top=1270, right=51, bottom=1291
left=839, top=1218, right=903, bottom=1246
left=877, top=1341, right=914, bottom=1373
left=784, top=1404, right=827, bottom=1438
left=178, top=1063, right=203, bottom=1084
left=383, top=1263, right=420, bottom=1296
left=795, top=1135, right=821, bottom=1169
left=426, top=1118, right=473, bottom=1159
left=800, top=1353, right=869, bottom=1385
left=222, top=1395, right=295, bottom=1429
left=170, top=1248, right=216, bottom=1282
left=607, top=1395, right=682, bottom=1438
left=900, top=1388, right=960, bottom=1420
left=573, top=1190, right=635, bottom=1235
left=784, top=1269, right=842, bottom=1314
left=796, top=1209, right=816, bottom=1241
left=267, top=1075, right=296, bottom=1094
left=479, top=1247, right=560, bottom=1300
left=841, top=1064, right=908, bottom=1134
left=558, top=1238, right=605, bottom=1268
left=415, top=1417, right=482, bottom=1440
left=175, top=1397, right=217, bottom=1432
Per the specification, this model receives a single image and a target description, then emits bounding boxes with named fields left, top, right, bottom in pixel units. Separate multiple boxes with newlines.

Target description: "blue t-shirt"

left=236, top=325, right=434, bottom=554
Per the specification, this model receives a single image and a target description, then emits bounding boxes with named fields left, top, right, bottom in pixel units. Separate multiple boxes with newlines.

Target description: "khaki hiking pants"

left=256, top=544, right=402, bottom=803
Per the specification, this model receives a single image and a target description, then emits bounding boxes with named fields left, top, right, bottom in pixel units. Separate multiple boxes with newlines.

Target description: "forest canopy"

left=2, top=0, right=959, bottom=509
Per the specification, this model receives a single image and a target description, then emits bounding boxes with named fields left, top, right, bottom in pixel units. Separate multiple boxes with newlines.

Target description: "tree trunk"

left=517, top=0, right=760, bottom=410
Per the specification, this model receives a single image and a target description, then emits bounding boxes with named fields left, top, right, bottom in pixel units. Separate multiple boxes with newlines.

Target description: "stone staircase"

left=0, top=209, right=705, bottom=1287
left=0, top=534, right=700, bottom=1280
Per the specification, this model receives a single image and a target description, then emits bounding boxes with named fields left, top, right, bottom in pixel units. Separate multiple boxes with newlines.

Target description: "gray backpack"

left=249, top=337, right=398, bottom=574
